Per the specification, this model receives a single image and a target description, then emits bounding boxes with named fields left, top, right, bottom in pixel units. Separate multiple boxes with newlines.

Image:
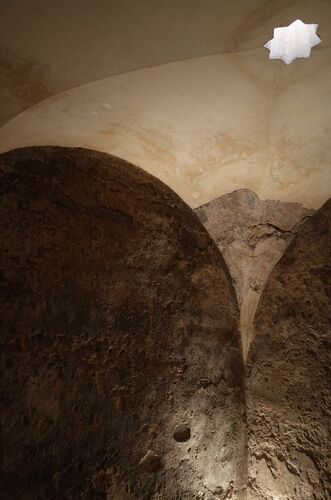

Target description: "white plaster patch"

left=102, top=103, right=112, bottom=110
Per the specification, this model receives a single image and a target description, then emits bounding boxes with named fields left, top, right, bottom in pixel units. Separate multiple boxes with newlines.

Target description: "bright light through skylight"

left=265, top=19, right=321, bottom=65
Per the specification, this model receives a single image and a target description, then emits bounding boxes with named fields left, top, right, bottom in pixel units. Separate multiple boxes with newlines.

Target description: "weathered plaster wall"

left=246, top=199, right=331, bottom=499
left=196, top=189, right=314, bottom=360
left=0, top=47, right=330, bottom=210
left=0, top=147, right=246, bottom=499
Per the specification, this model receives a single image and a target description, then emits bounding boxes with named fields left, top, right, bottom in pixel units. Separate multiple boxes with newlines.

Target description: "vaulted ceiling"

left=1, top=0, right=330, bottom=207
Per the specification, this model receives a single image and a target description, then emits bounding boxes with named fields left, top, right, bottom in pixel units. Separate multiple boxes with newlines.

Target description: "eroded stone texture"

left=246, top=199, right=331, bottom=499
left=196, top=189, right=314, bottom=360
left=0, top=147, right=246, bottom=499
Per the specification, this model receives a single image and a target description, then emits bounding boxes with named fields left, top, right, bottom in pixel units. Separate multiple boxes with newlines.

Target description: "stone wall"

left=246, top=199, right=331, bottom=499
left=1, top=146, right=329, bottom=499
left=0, top=147, right=246, bottom=499
left=196, top=190, right=314, bottom=360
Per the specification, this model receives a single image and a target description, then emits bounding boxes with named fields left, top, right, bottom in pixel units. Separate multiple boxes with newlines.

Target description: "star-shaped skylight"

left=265, top=19, right=321, bottom=65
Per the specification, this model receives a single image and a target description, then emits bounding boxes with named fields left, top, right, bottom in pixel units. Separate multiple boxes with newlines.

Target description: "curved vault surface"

left=0, top=49, right=330, bottom=210
left=0, top=146, right=246, bottom=499
left=1, top=0, right=331, bottom=127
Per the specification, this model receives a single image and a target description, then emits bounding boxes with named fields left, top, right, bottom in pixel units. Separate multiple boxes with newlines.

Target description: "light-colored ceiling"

left=1, top=0, right=330, bottom=126
left=0, top=0, right=330, bottom=209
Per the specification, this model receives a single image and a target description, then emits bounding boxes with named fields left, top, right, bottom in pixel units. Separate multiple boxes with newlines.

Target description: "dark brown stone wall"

left=246, top=199, right=331, bottom=499
left=0, top=147, right=246, bottom=499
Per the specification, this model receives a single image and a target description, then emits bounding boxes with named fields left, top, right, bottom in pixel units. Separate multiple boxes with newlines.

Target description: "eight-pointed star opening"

left=265, top=19, right=321, bottom=65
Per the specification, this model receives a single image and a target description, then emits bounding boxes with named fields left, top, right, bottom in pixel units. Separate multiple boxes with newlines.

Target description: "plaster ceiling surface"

left=0, top=46, right=330, bottom=209
left=0, top=0, right=330, bottom=209
left=0, top=0, right=330, bottom=126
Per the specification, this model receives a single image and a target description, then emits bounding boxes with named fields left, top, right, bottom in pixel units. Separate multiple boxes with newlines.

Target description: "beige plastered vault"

left=0, top=48, right=330, bottom=209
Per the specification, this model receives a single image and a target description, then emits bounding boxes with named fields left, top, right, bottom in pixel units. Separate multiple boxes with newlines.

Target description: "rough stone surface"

left=196, top=189, right=314, bottom=360
left=0, top=147, right=246, bottom=499
left=139, top=451, right=162, bottom=473
left=246, top=199, right=331, bottom=500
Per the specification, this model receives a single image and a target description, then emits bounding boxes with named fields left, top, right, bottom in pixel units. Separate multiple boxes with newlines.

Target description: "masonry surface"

left=0, top=147, right=330, bottom=499
left=0, top=147, right=246, bottom=499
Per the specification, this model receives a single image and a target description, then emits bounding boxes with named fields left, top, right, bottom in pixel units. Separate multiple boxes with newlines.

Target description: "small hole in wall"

left=264, top=19, right=321, bottom=64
